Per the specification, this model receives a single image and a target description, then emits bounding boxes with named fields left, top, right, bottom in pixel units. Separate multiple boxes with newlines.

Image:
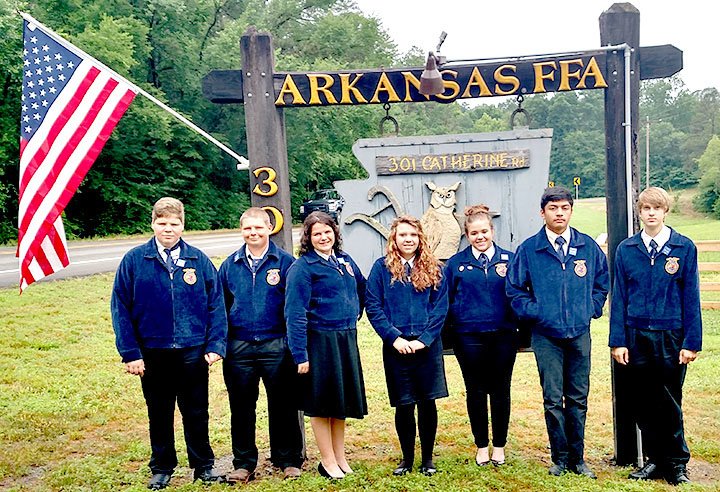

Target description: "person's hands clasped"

left=408, top=340, right=426, bottom=352
left=393, top=337, right=413, bottom=354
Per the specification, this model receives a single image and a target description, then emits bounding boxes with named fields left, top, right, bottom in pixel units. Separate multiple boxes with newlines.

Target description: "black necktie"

left=649, top=239, right=658, bottom=263
left=250, top=257, right=260, bottom=272
left=404, top=262, right=412, bottom=280
left=555, top=236, right=566, bottom=263
left=479, top=253, right=489, bottom=270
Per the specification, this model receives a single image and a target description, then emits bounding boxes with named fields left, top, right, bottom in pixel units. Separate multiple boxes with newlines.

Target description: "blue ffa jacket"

left=445, top=244, right=515, bottom=333
left=609, top=229, right=702, bottom=351
left=365, top=257, right=449, bottom=347
left=506, top=227, right=609, bottom=339
left=285, top=250, right=366, bottom=364
left=111, top=238, right=227, bottom=363
left=218, top=241, right=295, bottom=342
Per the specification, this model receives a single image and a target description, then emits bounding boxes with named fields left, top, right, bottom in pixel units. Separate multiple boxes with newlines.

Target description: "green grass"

left=0, top=271, right=719, bottom=491
left=0, top=199, right=717, bottom=490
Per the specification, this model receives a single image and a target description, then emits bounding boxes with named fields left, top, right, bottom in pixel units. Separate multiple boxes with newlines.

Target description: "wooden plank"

left=696, top=240, right=720, bottom=252
left=701, top=282, right=720, bottom=291
left=639, top=45, right=683, bottom=80
left=700, top=262, right=720, bottom=272
left=375, top=150, right=529, bottom=176
left=702, top=301, right=720, bottom=310
left=202, top=70, right=244, bottom=103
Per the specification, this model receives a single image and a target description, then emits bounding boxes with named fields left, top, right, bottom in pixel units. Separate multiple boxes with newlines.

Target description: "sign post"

left=202, top=2, right=684, bottom=466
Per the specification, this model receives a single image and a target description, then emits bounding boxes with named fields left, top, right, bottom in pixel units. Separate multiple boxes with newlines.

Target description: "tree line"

left=1, top=0, right=719, bottom=245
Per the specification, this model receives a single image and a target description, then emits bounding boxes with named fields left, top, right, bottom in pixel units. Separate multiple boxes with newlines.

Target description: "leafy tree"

left=693, top=135, right=720, bottom=218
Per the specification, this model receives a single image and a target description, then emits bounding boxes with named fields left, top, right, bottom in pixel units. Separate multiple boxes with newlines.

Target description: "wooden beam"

left=202, top=70, right=244, bottom=104
left=241, top=27, right=293, bottom=252
left=639, top=44, right=683, bottom=80
left=600, top=1, right=641, bottom=468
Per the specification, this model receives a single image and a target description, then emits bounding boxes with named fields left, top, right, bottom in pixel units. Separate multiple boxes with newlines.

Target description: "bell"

left=419, top=52, right=445, bottom=96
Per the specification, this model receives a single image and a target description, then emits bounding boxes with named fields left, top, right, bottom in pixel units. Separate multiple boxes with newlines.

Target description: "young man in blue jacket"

left=609, top=187, right=701, bottom=486
left=506, top=187, right=608, bottom=479
left=111, top=197, right=227, bottom=490
left=218, top=207, right=303, bottom=483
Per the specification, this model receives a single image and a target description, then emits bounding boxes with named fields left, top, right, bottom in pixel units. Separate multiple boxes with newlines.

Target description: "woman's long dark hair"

left=299, top=211, right=343, bottom=256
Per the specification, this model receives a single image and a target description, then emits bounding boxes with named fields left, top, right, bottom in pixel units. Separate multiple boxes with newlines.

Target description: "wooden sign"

left=376, top=150, right=530, bottom=175
left=203, top=45, right=682, bottom=108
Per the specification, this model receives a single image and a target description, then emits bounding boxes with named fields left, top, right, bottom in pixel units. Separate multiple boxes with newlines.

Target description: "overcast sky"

left=353, top=0, right=717, bottom=94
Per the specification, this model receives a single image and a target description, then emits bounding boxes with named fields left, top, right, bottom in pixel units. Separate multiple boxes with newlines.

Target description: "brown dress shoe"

left=226, top=468, right=254, bottom=484
left=283, top=466, right=302, bottom=479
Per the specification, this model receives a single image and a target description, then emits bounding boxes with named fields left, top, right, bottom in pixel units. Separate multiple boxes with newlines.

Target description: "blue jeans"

left=531, top=331, right=591, bottom=466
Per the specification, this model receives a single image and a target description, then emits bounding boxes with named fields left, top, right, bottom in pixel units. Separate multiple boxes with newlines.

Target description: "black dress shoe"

left=570, top=462, right=597, bottom=479
left=418, top=461, right=437, bottom=476
left=147, top=473, right=171, bottom=490
left=193, top=468, right=226, bottom=483
left=318, top=462, right=343, bottom=479
left=666, top=466, right=691, bottom=486
left=392, top=460, right=413, bottom=476
left=548, top=462, right=567, bottom=476
left=629, top=462, right=663, bottom=480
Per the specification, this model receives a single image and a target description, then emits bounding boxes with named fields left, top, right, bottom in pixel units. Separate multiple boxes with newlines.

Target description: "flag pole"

left=19, top=11, right=250, bottom=170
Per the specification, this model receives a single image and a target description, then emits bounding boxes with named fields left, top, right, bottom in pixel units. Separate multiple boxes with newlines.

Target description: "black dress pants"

left=628, top=328, right=690, bottom=468
left=454, top=330, right=517, bottom=448
left=223, top=337, right=303, bottom=471
left=141, top=345, right=214, bottom=474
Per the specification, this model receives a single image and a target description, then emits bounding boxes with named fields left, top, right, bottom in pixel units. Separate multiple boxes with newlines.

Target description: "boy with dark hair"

left=609, top=187, right=701, bottom=486
left=111, top=197, right=227, bottom=490
left=507, top=186, right=608, bottom=479
left=218, top=207, right=303, bottom=483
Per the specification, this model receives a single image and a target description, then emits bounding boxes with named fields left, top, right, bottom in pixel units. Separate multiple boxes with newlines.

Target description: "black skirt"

left=382, top=338, right=449, bottom=407
left=300, top=328, right=368, bottom=419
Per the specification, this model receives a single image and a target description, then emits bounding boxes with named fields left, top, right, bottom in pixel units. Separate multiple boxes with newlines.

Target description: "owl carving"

left=420, top=181, right=462, bottom=260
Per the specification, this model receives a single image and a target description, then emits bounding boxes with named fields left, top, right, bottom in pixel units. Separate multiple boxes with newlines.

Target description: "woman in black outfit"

left=444, top=205, right=518, bottom=466
left=366, top=215, right=449, bottom=476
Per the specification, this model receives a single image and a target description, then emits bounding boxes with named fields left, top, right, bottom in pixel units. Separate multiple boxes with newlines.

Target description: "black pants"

left=628, top=328, right=690, bottom=468
left=141, top=345, right=214, bottom=474
left=454, top=330, right=517, bottom=448
left=223, top=337, right=303, bottom=471
left=531, top=331, right=591, bottom=466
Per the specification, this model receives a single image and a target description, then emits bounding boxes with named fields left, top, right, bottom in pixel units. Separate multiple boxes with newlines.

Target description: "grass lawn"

left=0, top=199, right=718, bottom=491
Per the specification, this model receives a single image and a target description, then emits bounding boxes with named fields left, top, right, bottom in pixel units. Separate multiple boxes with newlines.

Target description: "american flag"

left=18, top=17, right=137, bottom=291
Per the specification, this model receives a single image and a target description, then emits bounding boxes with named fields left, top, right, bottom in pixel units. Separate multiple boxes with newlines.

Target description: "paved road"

left=0, top=229, right=301, bottom=290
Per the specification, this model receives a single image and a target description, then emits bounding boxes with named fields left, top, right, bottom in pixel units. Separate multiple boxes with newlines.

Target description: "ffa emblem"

left=183, top=268, right=197, bottom=285
left=495, top=263, right=508, bottom=277
left=266, top=268, right=281, bottom=286
left=665, top=257, right=680, bottom=274
left=345, top=263, right=355, bottom=276
left=573, top=260, right=587, bottom=278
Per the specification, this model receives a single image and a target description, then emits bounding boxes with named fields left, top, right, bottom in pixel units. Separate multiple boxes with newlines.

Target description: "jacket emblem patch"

left=665, top=257, right=680, bottom=274
left=183, top=268, right=197, bottom=285
left=495, top=263, right=508, bottom=277
left=573, top=260, right=587, bottom=277
left=266, top=268, right=281, bottom=286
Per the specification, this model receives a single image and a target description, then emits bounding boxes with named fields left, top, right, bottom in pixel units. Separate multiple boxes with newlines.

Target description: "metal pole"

left=646, top=116, right=650, bottom=188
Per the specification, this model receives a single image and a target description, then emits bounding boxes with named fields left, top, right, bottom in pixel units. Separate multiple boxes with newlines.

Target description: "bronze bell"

left=419, top=52, right=444, bottom=96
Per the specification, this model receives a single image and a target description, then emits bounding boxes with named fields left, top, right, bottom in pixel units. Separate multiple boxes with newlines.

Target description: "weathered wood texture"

left=241, top=28, right=293, bottom=251
left=600, top=2, right=641, bottom=468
